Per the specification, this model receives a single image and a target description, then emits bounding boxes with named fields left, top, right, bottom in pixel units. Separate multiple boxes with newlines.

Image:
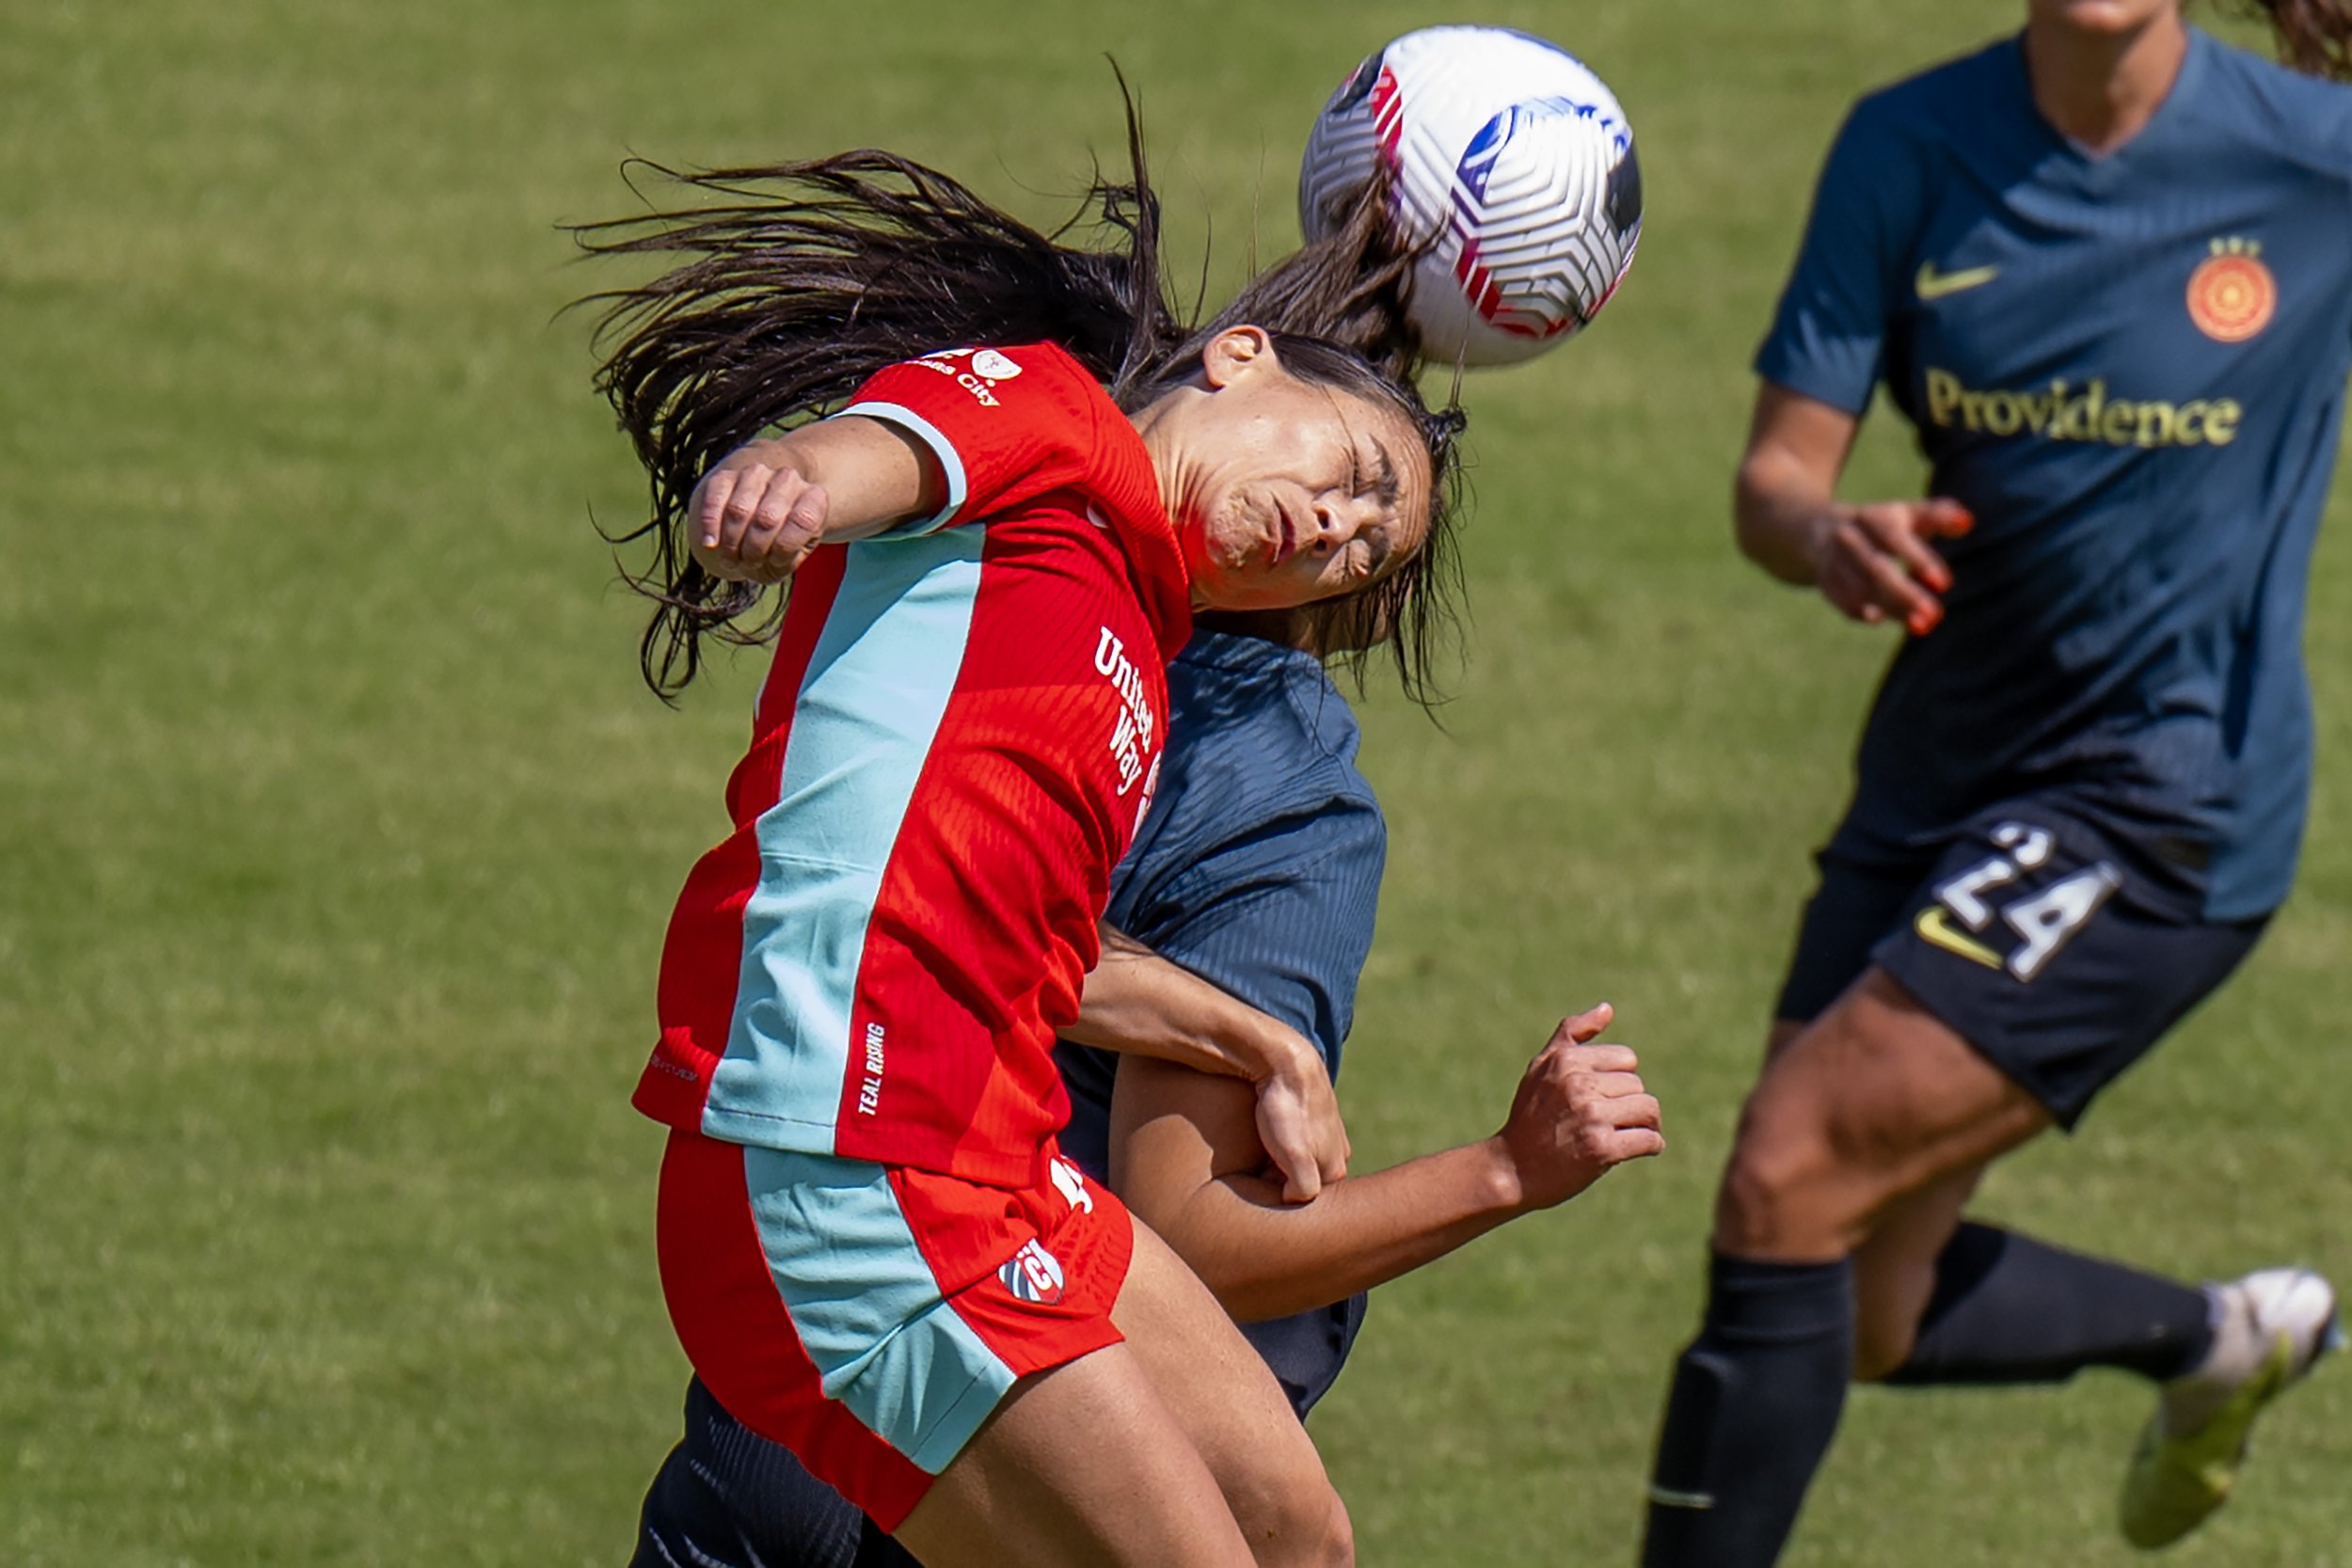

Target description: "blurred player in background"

left=1642, top=2, right=2352, bottom=1562
left=629, top=599, right=1662, bottom=1568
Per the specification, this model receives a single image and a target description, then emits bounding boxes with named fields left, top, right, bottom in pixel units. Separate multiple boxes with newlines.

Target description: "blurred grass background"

left=3, top=0, right=2344, bottom=1561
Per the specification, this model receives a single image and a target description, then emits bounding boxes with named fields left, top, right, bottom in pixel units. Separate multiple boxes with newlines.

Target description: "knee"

left=1713, top=1093, right=1877, bottom=1259
left=1302, top=1487, right=1355, bottom=1568
left=1232, top=1467, right=1352, bottom=1568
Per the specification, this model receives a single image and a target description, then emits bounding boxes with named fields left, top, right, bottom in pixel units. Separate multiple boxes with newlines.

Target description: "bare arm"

left=690, top=416, right=950, bottom=584
left=1109, top=1005, right=1663, bottom=1323
left=1070, top=927, right=1349, bottom=1203
left=1736, top=381, right=1973, bottom=636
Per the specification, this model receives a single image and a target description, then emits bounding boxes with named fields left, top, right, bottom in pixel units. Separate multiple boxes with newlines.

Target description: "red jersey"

left=632, top=343, right=1192, bottom=1187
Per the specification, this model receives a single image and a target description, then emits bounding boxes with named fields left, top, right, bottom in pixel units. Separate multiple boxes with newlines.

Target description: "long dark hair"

left=570, top=96, right=1464, bottom=703
left=2222, top=0, right=2352, bottom=77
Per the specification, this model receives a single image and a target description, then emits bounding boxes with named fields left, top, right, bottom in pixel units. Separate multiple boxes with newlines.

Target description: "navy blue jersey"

left=1759, top=29, right=2352, bottom=919
left=1057, top=627, right=1386, bottom=1414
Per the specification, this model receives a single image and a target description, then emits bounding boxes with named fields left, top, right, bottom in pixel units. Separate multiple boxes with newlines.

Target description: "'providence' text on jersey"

left=1759, top=28, right=2352, bottom=919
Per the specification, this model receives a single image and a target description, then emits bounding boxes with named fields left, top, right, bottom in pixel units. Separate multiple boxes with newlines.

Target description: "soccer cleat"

left=2118, top=1267, right=2342, bottom=1550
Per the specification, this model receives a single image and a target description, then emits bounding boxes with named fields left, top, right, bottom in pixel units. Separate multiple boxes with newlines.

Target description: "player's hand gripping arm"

left=1109, top=1004, right=1663, bottom=1323
left=1736, top=381, right=1973, bottom=636
left=690, top=418, right=949, bottom=585
left=1068, top=927, right=1349, bottom=1204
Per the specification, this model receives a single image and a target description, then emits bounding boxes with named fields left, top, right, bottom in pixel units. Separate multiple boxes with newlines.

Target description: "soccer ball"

left=1299, top=25, right=1643, bottom=367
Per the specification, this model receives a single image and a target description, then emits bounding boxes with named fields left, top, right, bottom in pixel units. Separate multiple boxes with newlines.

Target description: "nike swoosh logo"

left=1916, top=261, right=2000, bottom=301
left=1915, top=906, right=2002, bottom=969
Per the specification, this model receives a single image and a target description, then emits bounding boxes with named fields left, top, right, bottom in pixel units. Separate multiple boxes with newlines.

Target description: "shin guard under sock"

left=1641, top=1254, right=1855, bottom=1568
left=1887, top=1223, right=2214, bottom=1386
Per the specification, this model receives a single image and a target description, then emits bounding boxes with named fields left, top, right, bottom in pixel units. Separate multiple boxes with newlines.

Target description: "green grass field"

left=6, top=0, right=2348, bottom=1561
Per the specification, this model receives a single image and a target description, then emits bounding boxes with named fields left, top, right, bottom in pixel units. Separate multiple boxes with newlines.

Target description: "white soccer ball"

left=1298, top=25, right=1643, bottom=367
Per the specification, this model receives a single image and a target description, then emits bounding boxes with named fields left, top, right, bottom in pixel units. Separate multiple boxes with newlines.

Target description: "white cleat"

left=2117, top=1267, right=2341, bottom=1551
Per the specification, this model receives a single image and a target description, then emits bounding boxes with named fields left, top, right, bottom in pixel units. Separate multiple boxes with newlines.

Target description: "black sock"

left=1642, top=1254, right=1855, bottom=1568
left=630, top=1377, right=876, bottom=1568
left=1885, top=1223, right=2213, bottom=1386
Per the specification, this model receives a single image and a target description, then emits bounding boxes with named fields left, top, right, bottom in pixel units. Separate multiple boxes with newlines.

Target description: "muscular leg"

left=893, top=1338, right=1256, bottom=1568
left=1642, top=969, right=2049, bottom=1568
left=894, top=1219, right=1346, bottom=1568
left=1112, top=1221, right=1352, bottom=1565
left=1647, top=966, right=2233, bottom=1566
left=1756, top=1016, right=1994, bottom=1377
left=1716, top=972, right=2052, bottom=1261
left=1756, top=1021, right=2213, bottom=1388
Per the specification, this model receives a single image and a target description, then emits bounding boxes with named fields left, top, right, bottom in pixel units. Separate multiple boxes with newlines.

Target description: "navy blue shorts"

left=631, top=1377, right=911, bottom=1568
left=1774, top=798, right=2267, bottom=1128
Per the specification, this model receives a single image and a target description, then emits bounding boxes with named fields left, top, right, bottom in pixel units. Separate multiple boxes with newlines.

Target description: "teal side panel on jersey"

left=702, top=530, right=985, bottom=1148
left=742, top=1147, right=1017, bottom=1473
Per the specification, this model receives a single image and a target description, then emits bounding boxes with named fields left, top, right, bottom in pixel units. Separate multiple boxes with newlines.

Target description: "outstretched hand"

left=1812, top=498, right=1972, bottom=636
left=690, top=458, right=832, bottom=585
left=1495, top=1003, right=1664, bottom=1212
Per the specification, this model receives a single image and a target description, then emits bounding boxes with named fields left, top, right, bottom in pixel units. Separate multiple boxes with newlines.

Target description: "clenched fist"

left=1495, top=1003, right=1665, bottom=1212
left=689, top=459, right=832, bottom=585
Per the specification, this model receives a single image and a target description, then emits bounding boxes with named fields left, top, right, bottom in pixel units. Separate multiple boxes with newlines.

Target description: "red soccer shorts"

left=655, top=1130, right=1134, bottom=1529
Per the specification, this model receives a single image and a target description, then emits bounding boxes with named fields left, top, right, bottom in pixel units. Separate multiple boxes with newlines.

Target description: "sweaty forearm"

left=713, top=418, right=944, bottom=541
left=1142, top=1138, right=1531, bottom=1323
left=1069, top=930, right=1308, bottom=1084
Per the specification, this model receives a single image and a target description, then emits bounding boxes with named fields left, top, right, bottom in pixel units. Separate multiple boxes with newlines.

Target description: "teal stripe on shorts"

left=741, top=1145, right=1017, bottom=1475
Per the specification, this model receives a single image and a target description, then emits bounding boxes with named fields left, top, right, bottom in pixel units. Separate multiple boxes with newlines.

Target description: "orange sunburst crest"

left=2187, top=238, right=2276, bottom=344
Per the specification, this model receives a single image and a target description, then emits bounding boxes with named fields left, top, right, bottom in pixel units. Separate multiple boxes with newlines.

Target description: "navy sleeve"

left=1755, top=99, right=1918, bottom=415
left=1048, top=790, right=1382, bottom=1194
left=1093, top=793, right=1386, bottom=1424
left=1122, top=792, right=1386, bottom=1073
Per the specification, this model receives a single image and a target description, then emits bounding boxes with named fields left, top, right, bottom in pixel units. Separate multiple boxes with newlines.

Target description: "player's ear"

left=1200, top=325, right=1275, bottom=389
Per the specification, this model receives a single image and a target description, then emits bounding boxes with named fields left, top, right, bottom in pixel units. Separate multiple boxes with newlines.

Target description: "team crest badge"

left=2186, top=238, right=2276, bottom=344
left=998, top=1239, right=1066, bottom=1306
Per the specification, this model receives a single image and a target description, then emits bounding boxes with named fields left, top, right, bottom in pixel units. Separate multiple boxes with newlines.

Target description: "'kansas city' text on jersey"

left=1760, top=29, right=2352, bottom=918
left=633, top=343, right=1192, bottom=1186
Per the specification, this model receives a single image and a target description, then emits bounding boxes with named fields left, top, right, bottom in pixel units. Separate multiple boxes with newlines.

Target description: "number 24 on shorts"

left=1918, top=822, right=2122, bottom=983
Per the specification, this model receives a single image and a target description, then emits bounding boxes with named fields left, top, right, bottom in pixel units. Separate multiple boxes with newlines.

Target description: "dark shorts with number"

left=1774, top=796, right=2267, bottom=1128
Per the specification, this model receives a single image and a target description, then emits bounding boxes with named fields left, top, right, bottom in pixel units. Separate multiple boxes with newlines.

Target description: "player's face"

left=1149, top=330, right=1435, bottom=611
left=2026, top=0, right=2179, bottom=38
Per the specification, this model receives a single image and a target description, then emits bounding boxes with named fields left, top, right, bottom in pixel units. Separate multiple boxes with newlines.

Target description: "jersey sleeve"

left=1755, top=99, right=1920, bottom=415
left=835, top=342, right=1112, bottom=535
left=1120, top=791, right=1387, bottom=1072
left=1047, top=784, right=1382, bottom=1188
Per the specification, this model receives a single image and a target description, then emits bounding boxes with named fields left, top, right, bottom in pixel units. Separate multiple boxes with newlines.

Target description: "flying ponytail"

left=570, top=88, right=1465, bottom=703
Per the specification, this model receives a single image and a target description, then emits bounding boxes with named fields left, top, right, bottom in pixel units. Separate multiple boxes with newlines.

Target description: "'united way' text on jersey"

left=1759, top=29, right=2352, bottom=918
left=632, top=343, right=1192, bottom=1186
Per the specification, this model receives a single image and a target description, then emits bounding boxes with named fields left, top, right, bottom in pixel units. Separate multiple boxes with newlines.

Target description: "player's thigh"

left=1716, top=968, right=2051, bottom=1259
left=894, top=1339, right=1256, bottom=1568
left=1110, top=1217, right=1350, bottom=1563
